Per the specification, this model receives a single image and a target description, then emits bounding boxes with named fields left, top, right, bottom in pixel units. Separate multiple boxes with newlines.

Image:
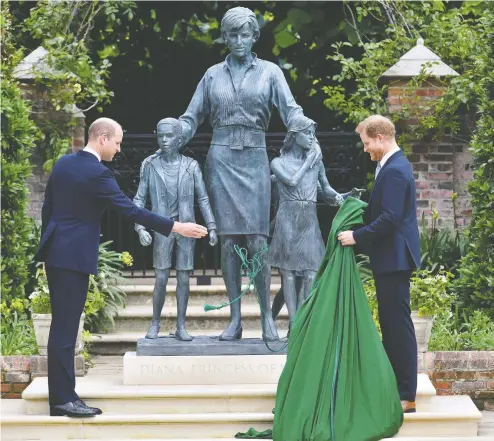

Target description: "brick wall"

left=418, top=351, right=494, bottom=410
left=27, top=151, right=50, bottom=221
left=1, top=355, right=85, bottom=399
left=71, top=117, right=85, bottom=153
left=386, top=78, right=473, bottom=228
left=387, top=78, right=446, bottom=115
left=411, top=141, right=473, bottom=228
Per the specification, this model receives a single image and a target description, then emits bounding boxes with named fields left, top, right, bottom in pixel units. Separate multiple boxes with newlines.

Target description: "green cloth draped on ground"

left=236, top=197, right=403, bottom=441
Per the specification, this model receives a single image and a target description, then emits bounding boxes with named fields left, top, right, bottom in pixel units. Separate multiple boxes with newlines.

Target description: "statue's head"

left=221, top=7, right=260, bottom=59
left=282, top=117, right=317, bottom=154
left=156, top=118, right=182, bottom=152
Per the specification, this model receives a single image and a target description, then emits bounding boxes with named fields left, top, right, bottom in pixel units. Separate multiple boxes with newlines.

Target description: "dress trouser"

left=46, top=266, right=89, bottom=406
left=374, top=269, right=417, bottom=402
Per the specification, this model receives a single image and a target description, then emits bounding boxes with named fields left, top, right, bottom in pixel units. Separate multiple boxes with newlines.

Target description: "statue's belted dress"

left=267, top=161, right=325, bottom=272
left=179, top=54, right=304, bottom=236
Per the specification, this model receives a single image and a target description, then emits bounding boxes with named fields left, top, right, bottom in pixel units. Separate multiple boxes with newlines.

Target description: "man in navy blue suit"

left=35, top=118, right=207, bottom=417
left=338, top=115, right=421, bottom=414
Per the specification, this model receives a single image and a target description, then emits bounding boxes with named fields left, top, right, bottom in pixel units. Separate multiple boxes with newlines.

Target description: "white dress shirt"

left=375, top=147, right=400, bottom=179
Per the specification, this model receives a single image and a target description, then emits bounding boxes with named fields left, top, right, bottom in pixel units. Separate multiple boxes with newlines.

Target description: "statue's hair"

left=281, top=122, right=316, bottom=155
left=157, top=118, right=183, bottom=147
left=221, top=7, right=260, bottom=41
left=88, top=118, right=121, bottom=140
left=356, top=115, right=396, bottom=139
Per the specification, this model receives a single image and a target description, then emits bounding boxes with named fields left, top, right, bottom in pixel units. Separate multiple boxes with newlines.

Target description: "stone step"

left=1, top=396, right=482, bottom=439
left=25, top=435, right=494, bottom=441
left=22, top=374, right=437, bottom=415
left=0, top=411, right=272, bottom=440
left=90, top=330, right=289, bottom=356
left=14, top=439, right=490, bottom=441
left=123, top=284, right=282, bottom=307
left=480, top=411, right=494, bottom=437
left=113, top=305, right=289, bottom=333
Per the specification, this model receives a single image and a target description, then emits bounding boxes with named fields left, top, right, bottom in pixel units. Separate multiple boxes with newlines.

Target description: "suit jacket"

left=35, top=151, right=174, bottom=275
left=133, top=154, right=216, bottom=232
left=353, top=150, right=420, bottom=275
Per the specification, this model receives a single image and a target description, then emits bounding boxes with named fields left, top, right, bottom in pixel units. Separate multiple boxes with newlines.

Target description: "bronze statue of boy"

left=134, top=118, right=217, bottom=341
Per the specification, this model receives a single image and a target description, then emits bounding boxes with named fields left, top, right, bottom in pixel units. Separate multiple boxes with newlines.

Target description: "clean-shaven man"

left=35, top=118, right=207, bottom=417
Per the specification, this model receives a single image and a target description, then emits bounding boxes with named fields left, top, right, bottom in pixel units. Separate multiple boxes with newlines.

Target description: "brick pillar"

left=385, top=79, right=472, bottom=228
left=17, top=84, right=85, bottom=221
left=387, top=78, right=446, bottom=115
left=70, top=105, right=86, bottom=153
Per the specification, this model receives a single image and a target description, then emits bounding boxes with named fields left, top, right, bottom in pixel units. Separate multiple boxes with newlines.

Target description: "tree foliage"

left=5, top=1, right=493, bottom=320
left=9, top=0, right=136, bottom=171
left=1, top=3, right=41, bottom=308
left=1, top=1, right=136, bottom=346
left=168, top=1, right=493, bottom=316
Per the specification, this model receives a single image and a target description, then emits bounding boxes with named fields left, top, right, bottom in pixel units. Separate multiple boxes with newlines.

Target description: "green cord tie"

left=203, top=244, right=266, bottom=312
left=204, top=244, right=288, bottom=352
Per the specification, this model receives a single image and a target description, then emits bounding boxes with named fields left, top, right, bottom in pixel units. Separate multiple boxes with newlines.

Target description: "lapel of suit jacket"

left=368, top=150, right=404, bottom=206
left=177, top=155, right=191, bottom=190
left=150, top=155, right=168, bottom=192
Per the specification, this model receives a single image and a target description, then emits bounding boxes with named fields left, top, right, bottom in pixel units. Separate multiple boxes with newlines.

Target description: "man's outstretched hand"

left=338, top=231, right=356, bottom=246
left=172, top=222, right=208, bottom=238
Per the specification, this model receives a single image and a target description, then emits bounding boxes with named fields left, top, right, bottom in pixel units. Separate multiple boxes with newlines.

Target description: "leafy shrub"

left=419, top=210, right=463, bottom=275
left=410, top=268, right=455, bottom=317
left=0, top=311, right=37, bottom=356
left=429, top=308, right=494, bottom=351
left=1, top=5, right=41, bottom=309
left=29, top=242, right=132, bottom=332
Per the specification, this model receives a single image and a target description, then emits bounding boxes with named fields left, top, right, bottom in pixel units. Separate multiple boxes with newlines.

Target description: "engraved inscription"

left=140, top=362, right=285, bottom=376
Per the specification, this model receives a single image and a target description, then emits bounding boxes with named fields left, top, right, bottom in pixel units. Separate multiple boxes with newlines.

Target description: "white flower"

left=440, top=275, right=447, bottom=283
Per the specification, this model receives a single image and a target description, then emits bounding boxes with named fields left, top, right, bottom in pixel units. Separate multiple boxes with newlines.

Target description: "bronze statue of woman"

left=177, top=7, right=320, bottom=341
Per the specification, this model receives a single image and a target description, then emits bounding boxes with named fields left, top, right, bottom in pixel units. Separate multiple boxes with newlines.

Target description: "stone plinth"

left=124, top=351, right=286, bottom=385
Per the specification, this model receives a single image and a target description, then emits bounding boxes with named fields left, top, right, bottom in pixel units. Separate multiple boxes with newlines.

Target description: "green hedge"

left=455, top=3, right=494, bottom=317
left=1, top=6, right=41, bottom=306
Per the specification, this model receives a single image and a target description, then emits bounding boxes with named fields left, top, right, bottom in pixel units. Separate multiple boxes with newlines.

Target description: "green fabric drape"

left=237, top=197, right=403, bottom=441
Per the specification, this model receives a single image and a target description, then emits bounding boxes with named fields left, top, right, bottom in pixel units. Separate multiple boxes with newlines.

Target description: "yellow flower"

left=432, top=209, right=439, bottom=221
left=0, top=301, right=10, bottom=315
left=11, top=298, right=26, bottom=312
left=452, top=192, right=458, bottom=201
left=120, top=251, right=133, bottom=267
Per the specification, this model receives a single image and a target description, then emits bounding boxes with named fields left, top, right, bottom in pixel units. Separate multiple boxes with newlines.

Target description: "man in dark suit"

left=338, top=115, right=421, bottom=414
left=35, top=118, right=207, bottom=417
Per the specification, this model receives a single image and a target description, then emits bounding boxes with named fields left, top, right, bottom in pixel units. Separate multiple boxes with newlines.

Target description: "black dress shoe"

left=50, top=401, right=98, bottom=417
left=75, top=399, right=103, bottom=415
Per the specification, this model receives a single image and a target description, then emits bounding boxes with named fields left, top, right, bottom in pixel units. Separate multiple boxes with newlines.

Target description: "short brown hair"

left=356, top=115, right=395, bottom=139
left=88, top=118, right=121, bottom=141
